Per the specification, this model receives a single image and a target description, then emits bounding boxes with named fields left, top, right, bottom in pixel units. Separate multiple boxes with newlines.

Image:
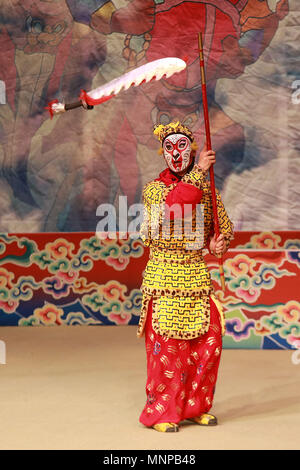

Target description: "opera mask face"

left=163, top=133, right=192, bottom=173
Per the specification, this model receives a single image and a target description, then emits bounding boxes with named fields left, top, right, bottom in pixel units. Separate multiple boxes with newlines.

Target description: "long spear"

left=198, top=32, right=225, bottom=292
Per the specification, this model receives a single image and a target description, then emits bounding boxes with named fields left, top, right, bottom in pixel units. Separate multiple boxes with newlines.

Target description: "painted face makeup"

left=163, top=133, right=192, bottom=173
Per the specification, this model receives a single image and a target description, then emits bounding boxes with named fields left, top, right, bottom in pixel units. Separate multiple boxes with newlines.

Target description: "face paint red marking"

left=163, top=134, right=192, bottom=173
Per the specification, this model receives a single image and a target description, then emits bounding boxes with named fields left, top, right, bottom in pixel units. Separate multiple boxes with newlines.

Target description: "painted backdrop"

left=0, top=230, right=299, bottom=350
left=0, top=0, right=298, bottom=231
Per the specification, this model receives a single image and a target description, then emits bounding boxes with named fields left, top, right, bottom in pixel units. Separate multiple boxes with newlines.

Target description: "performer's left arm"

left=209, top=190, right=234, bottom=256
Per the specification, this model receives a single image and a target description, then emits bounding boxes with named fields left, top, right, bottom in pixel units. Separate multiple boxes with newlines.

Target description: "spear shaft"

left=198, top=32, right=225, bottom=292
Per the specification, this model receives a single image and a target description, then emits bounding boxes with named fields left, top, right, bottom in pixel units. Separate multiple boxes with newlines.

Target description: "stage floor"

left=0, top=325, right=299, bottom=450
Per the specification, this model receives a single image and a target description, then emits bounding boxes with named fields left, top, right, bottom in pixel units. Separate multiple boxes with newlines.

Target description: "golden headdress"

left=153, top=121, right=194, bottom=144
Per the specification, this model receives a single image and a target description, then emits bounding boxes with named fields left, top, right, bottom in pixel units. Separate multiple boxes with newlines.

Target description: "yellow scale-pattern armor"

left=138, top=165, right=234, bottom=340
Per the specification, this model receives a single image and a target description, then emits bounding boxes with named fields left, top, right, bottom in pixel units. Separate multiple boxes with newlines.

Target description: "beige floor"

left=0, top=325, right=299, bottom=450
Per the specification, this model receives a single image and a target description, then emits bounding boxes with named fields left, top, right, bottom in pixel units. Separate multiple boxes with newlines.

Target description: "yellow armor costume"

left=137, top=164, right=234, bottom=340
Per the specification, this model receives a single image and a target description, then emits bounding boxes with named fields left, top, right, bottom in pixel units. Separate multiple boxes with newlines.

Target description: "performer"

left=138, top=121, right=234, bottom=432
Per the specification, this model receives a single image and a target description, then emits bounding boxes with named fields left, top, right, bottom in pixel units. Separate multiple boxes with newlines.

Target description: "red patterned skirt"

left=139, top=297, right=223, bottom=426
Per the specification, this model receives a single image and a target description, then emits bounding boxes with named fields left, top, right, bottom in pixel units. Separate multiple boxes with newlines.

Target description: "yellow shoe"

left=152, top=422, right=179, bottom=432
left=189, top=413, right=218, bottom=426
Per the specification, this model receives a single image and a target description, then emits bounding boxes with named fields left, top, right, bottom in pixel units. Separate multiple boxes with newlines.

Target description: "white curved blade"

left=87, top=57, right=186, bottom=101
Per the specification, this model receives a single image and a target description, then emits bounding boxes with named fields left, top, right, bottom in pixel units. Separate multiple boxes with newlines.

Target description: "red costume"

left=138, top=122, right=233, bottom=431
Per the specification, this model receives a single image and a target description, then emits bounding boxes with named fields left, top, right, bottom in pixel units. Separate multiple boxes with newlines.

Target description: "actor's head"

left=153, top=121, right=198, bottom=174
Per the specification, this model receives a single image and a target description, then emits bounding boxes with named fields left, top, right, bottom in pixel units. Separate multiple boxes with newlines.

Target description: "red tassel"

left=44, top=99, right=59, bottom=119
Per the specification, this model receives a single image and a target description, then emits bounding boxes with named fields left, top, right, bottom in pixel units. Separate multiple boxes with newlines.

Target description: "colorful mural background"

left=0, top=0, right=298, bottom=231
left=0, top=1, right=299, bottom=346
left=0, top=231, right=299, bottom=350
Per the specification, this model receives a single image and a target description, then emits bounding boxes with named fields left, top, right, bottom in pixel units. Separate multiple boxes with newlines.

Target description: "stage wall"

left=0, top=231, right=299, bottom=350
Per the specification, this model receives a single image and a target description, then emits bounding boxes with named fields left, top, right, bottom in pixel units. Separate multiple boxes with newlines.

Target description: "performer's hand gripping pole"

left=198, top=32, right=225, bottom=292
